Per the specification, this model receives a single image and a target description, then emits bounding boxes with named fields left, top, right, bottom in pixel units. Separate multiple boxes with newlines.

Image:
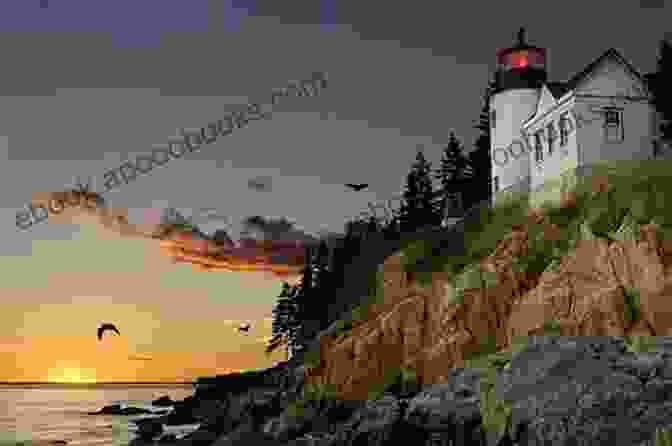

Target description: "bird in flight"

left=345, top=183, right=369, bottom=191
left=97, top=323, right=121, bottom=341
left=128, top=355, right=153, bottom=361
left=237, top=322, right=251, bottom=333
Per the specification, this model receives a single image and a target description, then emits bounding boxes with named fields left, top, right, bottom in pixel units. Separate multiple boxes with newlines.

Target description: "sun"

left=47, top=365, right=97, bottom=384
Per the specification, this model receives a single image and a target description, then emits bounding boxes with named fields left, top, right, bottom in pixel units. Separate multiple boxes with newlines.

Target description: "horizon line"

left=0, top=381, right=195, bottom=385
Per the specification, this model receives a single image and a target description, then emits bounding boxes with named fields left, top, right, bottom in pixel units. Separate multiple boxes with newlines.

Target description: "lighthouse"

left=490, top=28, right=547, bottom=201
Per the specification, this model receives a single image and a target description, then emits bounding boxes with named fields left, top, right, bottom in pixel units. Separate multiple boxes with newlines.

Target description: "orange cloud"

left=34, top=189, right=308, bottom=279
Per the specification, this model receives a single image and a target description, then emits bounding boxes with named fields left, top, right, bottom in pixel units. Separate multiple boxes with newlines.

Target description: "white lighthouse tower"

left=490, top=28, right=547, bottom=202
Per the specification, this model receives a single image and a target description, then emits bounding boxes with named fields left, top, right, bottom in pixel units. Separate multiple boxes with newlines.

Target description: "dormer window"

left=604, top=108, right=624, bottom=143
left=559, top=113, right=570, bottom=146
left=546, top=122, right=557, bottom=155
left=534, top=130, right=544, bottom=162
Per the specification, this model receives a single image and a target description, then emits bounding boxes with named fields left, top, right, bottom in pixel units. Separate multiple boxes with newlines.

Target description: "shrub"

left=400, top=239, right=431, bottom=272
left=478, top=368, right=513, bottom=436
left=458, top=262, right=486, bottom=290
left=302, top=383, right=338, bottom=403
left=625, top=335, right=656, bottom=354
left=655, top=426, right=672, bottom=446
left=622, top=287, right=642, bottom=325
left=463, top=335, right=498, bottom=364
left=583, top=187, right=629, bottom=238
left=608, top=212, right=640, bottom=242
left=286, top=399, right=308, bottom=418
left=444, top=279, right=465, bottom=306
left=303, top=347, right=322, bottom=370
left=368, top=267, right=386, bottom=305
left=350, top=304, right=369, bottom=325
left=333, top=321, right=353, bottom=339
left=541, top=320, right=562, bottom=336
left=399, top=366, right=418, bottom=383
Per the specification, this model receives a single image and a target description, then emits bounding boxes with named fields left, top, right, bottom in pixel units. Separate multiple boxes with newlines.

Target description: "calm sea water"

left=0, top=384, right=200, bottom=446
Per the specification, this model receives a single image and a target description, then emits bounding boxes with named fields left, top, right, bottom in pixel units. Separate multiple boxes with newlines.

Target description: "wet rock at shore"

left=153, top=396, right=175, bottom=407
left=158, top=433, right=178, bottom=443
left=135, top=418, right=164, bottom=440
left=87, top=404, right=153, bottom=415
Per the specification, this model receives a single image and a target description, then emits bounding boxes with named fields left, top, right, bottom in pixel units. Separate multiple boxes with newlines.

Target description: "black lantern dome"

left=494, top=28, right=547, bottom=93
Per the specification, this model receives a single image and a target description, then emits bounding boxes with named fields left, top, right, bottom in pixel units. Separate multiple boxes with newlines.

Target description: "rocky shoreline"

left=82, top=336, right=672, bottom=446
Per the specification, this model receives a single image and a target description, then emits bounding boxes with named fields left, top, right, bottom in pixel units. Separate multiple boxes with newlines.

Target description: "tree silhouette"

left=465, top=78, right=496, bottom=209
left=291, top=245, right=317, bottom=353
left=434, top=132, right=473, bottom=221
left=649, top=39, right=672, bottom=141
left=311, top=240, right=334, bottom=332
left=265, top=282, right=301, bottom=358
left=399, top=149, right=440, bottom=232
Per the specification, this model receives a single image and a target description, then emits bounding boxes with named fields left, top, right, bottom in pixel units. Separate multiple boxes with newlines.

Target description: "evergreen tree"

left=311, top=240, right=333, bottom=331
left=399, top=149, right=440, bottom=232
left=649, top=39, right=672, bottom=141
left=292, top=245, right=316, bottom=352
left=465, top=79, right=496, bottom=209
left=366, top=213, right=380, bottom=236
left=265, top=282, right=300, bottom=357
left=434, top=132, right=473, bottom=222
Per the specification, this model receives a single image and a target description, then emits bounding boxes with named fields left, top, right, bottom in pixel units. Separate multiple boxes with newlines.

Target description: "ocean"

left=0, top=384, right=200, bottom=446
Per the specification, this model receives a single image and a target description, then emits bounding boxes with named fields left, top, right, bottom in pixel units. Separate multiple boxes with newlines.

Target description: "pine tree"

left=464, top=78, right=496, bottom=209
left=311, top=240, right=333, bottom=332
left=292, top=245, right=316, bottom=353
left=399, top=149, right=440, bottom=232
left=265, top=282, right=301, bottom=357
left=366, top=214, right=380, bottom=237
left=434, top=132, right=473, bottom=222
left=650, top=39, right=672, bottom=141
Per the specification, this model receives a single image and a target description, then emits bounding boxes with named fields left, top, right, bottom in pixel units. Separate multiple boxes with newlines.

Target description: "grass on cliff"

left=403, top=159, right=672, bottom=290
left=298, top=159, right=672, bottom=435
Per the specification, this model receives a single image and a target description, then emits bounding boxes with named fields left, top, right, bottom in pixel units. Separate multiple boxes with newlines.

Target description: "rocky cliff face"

left=304, top=208, right=672, bottom=402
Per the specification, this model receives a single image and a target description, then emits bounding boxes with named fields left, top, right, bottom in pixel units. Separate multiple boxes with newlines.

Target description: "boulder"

left=88, top=404, right=153, bottom=415
left=175, top=428, right=220, bottom=445
left=135, top=418, right=164, bottom=440
left=153, top=395, right=175, bottom=407
left=158, top=433, right=178, bottom=443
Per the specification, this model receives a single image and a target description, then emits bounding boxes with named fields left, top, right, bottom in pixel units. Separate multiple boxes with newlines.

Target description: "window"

left=534, top=130, right=544, bottom=162
left=559, top=113, right=570, bottom=146
left=546, top=122, right=557, bottom=155
left=490, top=109, right=496, bottom=129
left=604, top=108, right=624, bottom=143
left=493, top=176, right=499, bottom=193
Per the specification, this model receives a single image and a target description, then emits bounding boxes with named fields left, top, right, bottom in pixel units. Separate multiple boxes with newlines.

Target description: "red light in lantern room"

left=510, top=51, right=529, bottom=69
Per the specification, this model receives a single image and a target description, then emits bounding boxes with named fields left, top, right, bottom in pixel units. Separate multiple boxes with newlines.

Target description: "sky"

left=0, top=0, right=669, bottom=383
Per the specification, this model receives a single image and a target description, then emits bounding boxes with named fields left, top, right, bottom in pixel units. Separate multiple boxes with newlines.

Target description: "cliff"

left=302, top=159, right=672, bottom=402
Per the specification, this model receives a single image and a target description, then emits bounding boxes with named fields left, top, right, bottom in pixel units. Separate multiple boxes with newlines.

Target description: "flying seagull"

left=237, top=322, right=251, bottom=333
left=128, top=355, right=153, bottom=361
left=97, top=323, right=121, bottom=341
left=345, top=183, right=369, bottom=191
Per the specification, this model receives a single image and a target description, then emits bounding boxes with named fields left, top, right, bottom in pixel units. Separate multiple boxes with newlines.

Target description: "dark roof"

left=546, top=81, right=569, bottom=99
left=541, top=48, right=650, bottom=100
left=564, top=48, right=650, bottom=94
left=644, top=72, right=657, bottom=89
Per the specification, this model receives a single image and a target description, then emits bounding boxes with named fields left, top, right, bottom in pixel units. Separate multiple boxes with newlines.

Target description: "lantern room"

left=494, top=28, right=547, bottom=93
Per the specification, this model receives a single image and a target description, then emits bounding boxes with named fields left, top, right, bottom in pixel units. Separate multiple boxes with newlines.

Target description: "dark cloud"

left=241, top=215, right=318, bottom=244
left=195, top=208, right=233, bottom=224
left=638, top=0, right=666, bottom=9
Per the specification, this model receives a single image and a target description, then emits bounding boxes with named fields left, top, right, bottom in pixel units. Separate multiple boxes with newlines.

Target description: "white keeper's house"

left=490, top=28, right=672, bottom=207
